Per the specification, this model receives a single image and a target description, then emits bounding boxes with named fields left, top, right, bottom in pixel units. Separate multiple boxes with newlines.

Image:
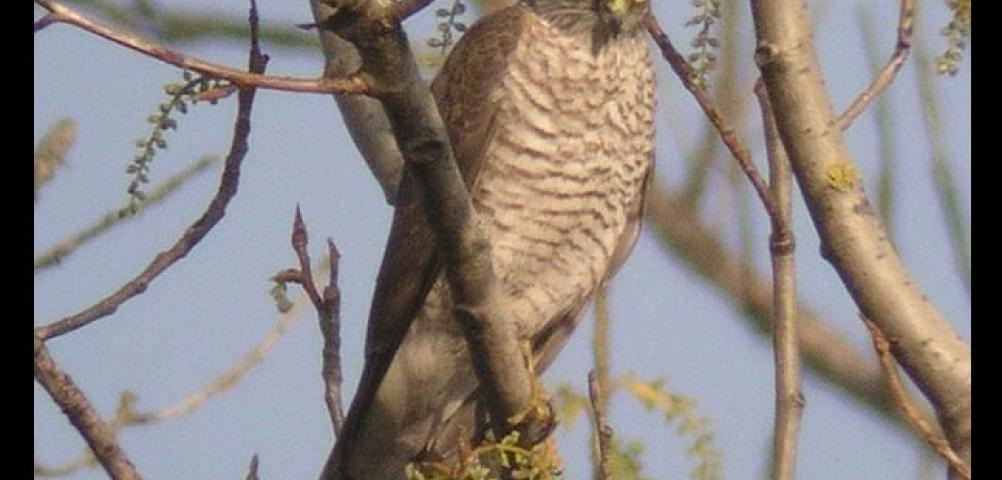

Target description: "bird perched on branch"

left=324, top=0, right=655, bottom=478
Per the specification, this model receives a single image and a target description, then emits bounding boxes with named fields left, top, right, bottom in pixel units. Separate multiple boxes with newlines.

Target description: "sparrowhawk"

left=323, top=0, right=655, bottom=478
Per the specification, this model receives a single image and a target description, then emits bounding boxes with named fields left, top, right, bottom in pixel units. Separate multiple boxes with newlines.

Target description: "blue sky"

left=35, top=1, right=970, bottom=479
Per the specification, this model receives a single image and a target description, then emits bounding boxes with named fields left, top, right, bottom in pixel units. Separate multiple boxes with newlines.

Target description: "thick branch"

left=750, top=0, right=970, bottom=468
left=309, top=0, right=404, bottom=204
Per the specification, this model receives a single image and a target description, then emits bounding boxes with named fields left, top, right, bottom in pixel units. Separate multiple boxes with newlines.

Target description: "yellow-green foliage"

left=938, top=0, right=971, bottom=76
left=406, top=430, right=563, bottom=480
left=552, top=375, right=722, bottom=480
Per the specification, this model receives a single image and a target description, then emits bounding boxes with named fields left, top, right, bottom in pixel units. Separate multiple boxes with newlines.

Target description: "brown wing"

left=323, top=7, right=528, bottom=478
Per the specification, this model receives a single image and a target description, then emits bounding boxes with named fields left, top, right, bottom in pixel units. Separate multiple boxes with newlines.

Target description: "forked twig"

left=277, top=208, right=345, bottom=434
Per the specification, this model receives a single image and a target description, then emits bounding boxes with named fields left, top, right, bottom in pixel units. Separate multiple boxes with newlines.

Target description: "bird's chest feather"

left=471, top=19, right=656, bottom=329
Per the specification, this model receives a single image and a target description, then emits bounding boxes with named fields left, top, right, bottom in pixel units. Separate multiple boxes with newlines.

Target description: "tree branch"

left=750, top=0, right=970, bottom=468
left=34, top=0, right=367, bottom=95
left=34, top=9, right=273, bottom=478
left=588, top=371, right=614, bottom=480
left=391, top=0, right=437, bottom=21
left=34, top=335, right=142, bottom=480
left=60, top=0, right=319, bottom=49
left=757, top=81, right=803, bottom=480
left=35, top=5, right=269, bottom=341
left=835, top=0, right=914, bottom=131
left=644, top=14, right=781, bottom=228
left=281, top=208, right=346, bottom=435
left=308, top=0, right=405, bottom=204
left=862, top=318, right=970, bottom=479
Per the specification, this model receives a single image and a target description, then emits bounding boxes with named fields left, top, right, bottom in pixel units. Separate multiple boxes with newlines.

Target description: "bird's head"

left=528, top=0, right=650, bottom=32
left=594, top=0, right=650, bottom=35
left=527, top=0, right=650, bottom=52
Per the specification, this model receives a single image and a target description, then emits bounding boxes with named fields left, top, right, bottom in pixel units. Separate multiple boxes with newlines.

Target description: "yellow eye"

left=607, top=0, right=630, bottom=16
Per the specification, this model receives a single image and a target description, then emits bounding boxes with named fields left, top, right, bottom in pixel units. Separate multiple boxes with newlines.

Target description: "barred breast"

left=474, top=14, right=656, bottom=340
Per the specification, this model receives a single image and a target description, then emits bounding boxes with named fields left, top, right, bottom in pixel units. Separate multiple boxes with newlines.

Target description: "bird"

left=322, top=0, right=655, bottom=478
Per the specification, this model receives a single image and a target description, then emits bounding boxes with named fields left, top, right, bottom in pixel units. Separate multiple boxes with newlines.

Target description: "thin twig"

left=591, top=286, right=612, bottom=480
left=323, top=238, right=345, bottom=434
left=644, top=13, right=781, bottom=227
left=35, top=13, right=58, bottom=32
left=592, top=286, right=612, bottom=407
left=284, top=208, right=346, bottom=435
left=34, top=336, right=142, bottom=480
left=680, top=1, right=743, bottom=209
left=35, top=455, right=96, bottom=477
left=34, top=0, right=367, bottom=95
left=861, top=318, right=971, bottom=479
left=244, top=455, right=260, bottom=480
left=836, top=0, right=914, bottom=131
left=35, top=2, right=269, bottom=341
left=587, top=371, right=613, bottom=480
left=756, top=81, right=803, bottom=480
left=34, top=156, right=220, bottom=272
left=290, top=208, right=324, bottom=307
left=57, top=0, right=318, bottom=49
